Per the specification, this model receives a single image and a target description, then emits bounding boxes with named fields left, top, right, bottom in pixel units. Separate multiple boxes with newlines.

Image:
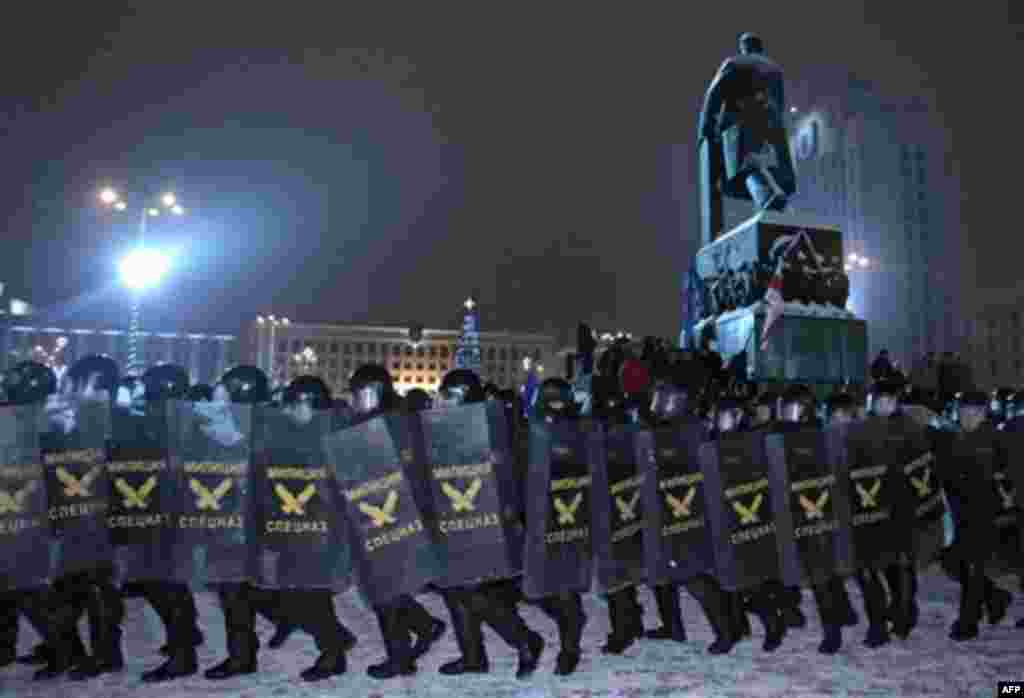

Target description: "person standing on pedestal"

left=697, top=32, right=797, bottom=244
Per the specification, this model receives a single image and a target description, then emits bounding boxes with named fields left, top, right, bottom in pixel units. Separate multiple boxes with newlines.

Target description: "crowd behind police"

left=0, top=329, right=1020, bottom=686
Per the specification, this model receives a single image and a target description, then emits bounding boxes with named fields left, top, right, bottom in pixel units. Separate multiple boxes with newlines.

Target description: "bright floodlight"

left=100, top=188, right=119, bottom=205
left=170, top=204, right=185, bottom=215
left=114, top=201, right=128, bottom=211
left=848, top=253, right=858, bottom=262
left=147, top=208, right=160, bottom=217
left=162, top=193, right=177, bottom=208
left=120, top=248, right=170, bottom=291
left=858, top=257, right=870, bottom=268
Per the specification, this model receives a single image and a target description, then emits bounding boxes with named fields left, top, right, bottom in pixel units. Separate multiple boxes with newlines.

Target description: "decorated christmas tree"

left=454, top=296, right=482, bottom=372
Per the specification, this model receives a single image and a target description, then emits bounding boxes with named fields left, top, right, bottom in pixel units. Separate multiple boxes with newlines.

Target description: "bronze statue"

left=697, top=33, right=797, bottom=245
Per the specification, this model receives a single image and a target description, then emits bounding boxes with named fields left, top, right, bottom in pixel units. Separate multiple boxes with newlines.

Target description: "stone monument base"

left=695, top=302, right=868, bottom=394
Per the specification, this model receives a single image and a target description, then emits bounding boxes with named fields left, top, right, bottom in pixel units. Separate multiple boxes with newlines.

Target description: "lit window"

left=429, top=347, right=437, bottom=357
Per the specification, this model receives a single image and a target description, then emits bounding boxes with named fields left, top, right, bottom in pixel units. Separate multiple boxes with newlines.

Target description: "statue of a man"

left=698, top=33, right=797, bottom=244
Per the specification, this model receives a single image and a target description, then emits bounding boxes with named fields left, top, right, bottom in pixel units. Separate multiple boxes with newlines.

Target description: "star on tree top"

left=464, top=297, right=476, bottom=311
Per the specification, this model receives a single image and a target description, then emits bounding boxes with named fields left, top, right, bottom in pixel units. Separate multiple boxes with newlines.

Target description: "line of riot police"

left=0, top=354, right=1020, bottom=688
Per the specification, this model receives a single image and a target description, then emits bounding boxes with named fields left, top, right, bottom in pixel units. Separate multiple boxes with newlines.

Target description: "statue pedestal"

left=695, top=302, right=868, bottom=393
left=695, top=212, right=848, bottom=314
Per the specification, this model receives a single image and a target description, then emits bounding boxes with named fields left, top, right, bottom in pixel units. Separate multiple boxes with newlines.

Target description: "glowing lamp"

left=119, top=248, right=170, bottom=291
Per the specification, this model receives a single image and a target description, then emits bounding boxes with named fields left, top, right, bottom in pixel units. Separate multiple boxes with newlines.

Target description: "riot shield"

left=418, top=402, right=523, bottom=587
left=522, top=420, right=594, bottom=599
left=0, top=405, right=54, bottom=591
left=168, top=399, right=255, bottom=588
left=108, top=404, right=180, bottom=584
left=699, top=432, right=781, bottom=591
left=887, top=418, right=945, bottom=567
left=639, top=424, right=714, bottom=586
left=251, top=406, right=351, bottom=591
left=589, top=424, right=647, bottom=593
left=842, top=419, right=910, bottom=569
left=41, top=398, right=113, bottom=576
left=326, top=414, right=441, bottom=606
left=764, top=427, right=854, bottom=588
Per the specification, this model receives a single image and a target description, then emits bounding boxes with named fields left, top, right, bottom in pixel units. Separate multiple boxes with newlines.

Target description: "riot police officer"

left=348, top=364, right=446, bottom=680
left=40, top=355, right=125, bottom=681
left=587, top=375, right=650, bottom=655
left=776, top=385, right=858, bottom=655
left=527, top=377, right=588, bottom=675
left=267, top=375, right=355, bottom=681
left=937, top=390, right=1013, bottom=641
left=648, top=373, right=738, bottom=655
left=711, top=393, right=787, bottom=652
left=433, top=369, right=544, bottom=679
left=0, top=362, right=88, bottom=675
left=134, top=364, right=204, bottom=683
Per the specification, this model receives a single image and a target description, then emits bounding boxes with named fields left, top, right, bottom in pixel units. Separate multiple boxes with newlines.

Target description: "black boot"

left=812, top=579, right=843, bottom=655
left=984, top=580, right=1012, bottom=625
left=301, top=648, right=346, bottom=682
left=731, top=592, right=752, bottom=640
left=142, top=587, right=199, bottom=683
left=886, top=562, right=918, bottom=639
left=0, top=596, right=17, bottom=668
left=645, top=584, right=687, bottom=642
left=31, top=594, right=81, bottom=681
left=465, top=587, right=542, bottom=678
left=831, top=577, right=859, bottom=627
left=367, top=602, right=416, bottom=680
left=748, top=586, right=786, bottom=653
left=205, top=585, right=258, bottom=680
left=601, top=589, right=641, bottom=655
left=950, top=561, right=984, bottom=642
left=856, top=569, right=890, bottom=648
left=68, top=582, right=124, bottom=680
left=396, top=596, right=444, bottom=659
left=540, top=592, right=585, bottom=676
left=515, top=630, right=544, bottom=680
left=439, top=591, right=488, bottom=675
left=780, top=585, right=807, bottom=629
left=686, top=576, right=735, bottom=655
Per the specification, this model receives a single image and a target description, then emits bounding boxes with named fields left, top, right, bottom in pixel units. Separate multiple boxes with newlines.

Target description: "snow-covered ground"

left=3, top=567, right=1021, bottom=698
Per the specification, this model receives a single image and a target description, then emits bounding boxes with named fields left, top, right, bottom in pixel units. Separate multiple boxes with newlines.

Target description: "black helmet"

left=439, top=369, right=485, bottom=405
left=66, top=354, right=119, bottom=397
left=778, top=384, right=816, bottom=424
left=350, top=363, right=397, bottom=414
left=3, top=361, right=57, bottom=404
left=825, top=391, right=857, bottom=419
left=956, top=390, right=988, bottom=409
left=590, top=374, right=626, bottom=422
left=142, top=364, right=190, bottom=402
left=534, top=377, right=574, bottom=420
left=483, top=382, right=501, bottom=400
left=186, top=383, right=214, bottom=402
left=283, top=375, right=331, bottom=410
left=350, top=364, right=393, bottom=393
left=404, top=388, right=433, bottom=413
left=868, top=379, right=903, bottom=399
left=219, top=365, right=270, bottom=404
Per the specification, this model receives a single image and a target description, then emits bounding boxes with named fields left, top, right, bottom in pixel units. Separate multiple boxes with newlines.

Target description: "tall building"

left=960, top=285, right=1024, bottom=389
left=775, top=72, right=960, bottom=368
left=246, top=317, right=557, bottom=395
left=1, top=323, right=237, bottom=384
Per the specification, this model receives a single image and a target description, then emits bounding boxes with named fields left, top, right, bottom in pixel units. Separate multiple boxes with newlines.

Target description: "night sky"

left=1, top=3, right=1019, bottom=343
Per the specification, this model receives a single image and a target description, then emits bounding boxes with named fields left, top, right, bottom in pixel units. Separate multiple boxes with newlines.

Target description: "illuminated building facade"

left=773, top=71, right=961, bottom=368
left=0, top=323, right=237, bottom=384
left=247, top=318, right=557, bottom=395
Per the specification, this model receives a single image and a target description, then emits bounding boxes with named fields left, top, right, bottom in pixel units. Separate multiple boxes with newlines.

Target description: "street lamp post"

left=100, top=187, right=185, bottom=376
left=256, top=315, right=290, bottom=384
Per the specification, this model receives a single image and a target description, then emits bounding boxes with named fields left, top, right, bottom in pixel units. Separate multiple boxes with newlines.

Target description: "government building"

left=245, top=316, right=558, bottom=396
